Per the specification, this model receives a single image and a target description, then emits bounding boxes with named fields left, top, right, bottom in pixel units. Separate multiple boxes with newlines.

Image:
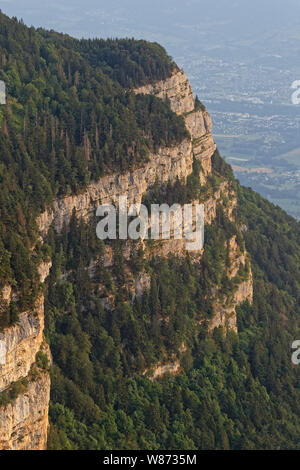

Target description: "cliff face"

left=0, top=281, right=50, bottom=449
left=38, top=139, right=194, bottom=233
left=209, top=236, right=253, bottom=332
left=37, top=70, right=215, bottom=235
left=38, top=69, right=252, bottom=337
left=38, top=69, right=252, bottom=330
left=134, top=69, right=215, bottom=165
left=0, top=366, right=50, bottom=450
left=0, top=295, right=45, bottom=392
left=133, top=70, right=252, bottom=334
left=0, top=68, right=253, bottom=449
left=134, top=69, right=195, bottom=115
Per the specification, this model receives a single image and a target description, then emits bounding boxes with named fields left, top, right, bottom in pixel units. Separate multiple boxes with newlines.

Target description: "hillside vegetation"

left=1, top=12, right=300, bottom=450
left=0, top=12, right=186, bottom=323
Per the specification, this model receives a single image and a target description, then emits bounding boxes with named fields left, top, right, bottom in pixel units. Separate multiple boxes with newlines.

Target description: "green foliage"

left=212, top=149, right=234, bottom=181
left=0, top=12, right=187, bottom=327
left=36, top=350, right=50, bottom=370
left=194, top=95, right=206, bottom=112
left=2, top=11, right=300, bottom=451
left=142, top=157, right=203, bottom=208
left=0, top=378, right=28, bottom=407
left=37, top=34, right=177, bottom=88
left=47, top=163, right=300, bottom=450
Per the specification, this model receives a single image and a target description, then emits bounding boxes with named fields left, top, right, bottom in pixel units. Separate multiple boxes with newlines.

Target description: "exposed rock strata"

left=0, top=69, right=254, bottom=449
left=37, top=70, right=216, bottom=236
left=0, top=367, right=50, bottom=450
left=0, top=277, right=51, bottom=449
left=0, top=296, right=45, bottom=393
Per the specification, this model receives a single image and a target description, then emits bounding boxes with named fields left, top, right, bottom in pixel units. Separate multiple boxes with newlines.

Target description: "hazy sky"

left=0, top=0, right=298, bottom=74
left=0, top=0, right=299, bottom=43
left=1, top=0, right=299, bottom=218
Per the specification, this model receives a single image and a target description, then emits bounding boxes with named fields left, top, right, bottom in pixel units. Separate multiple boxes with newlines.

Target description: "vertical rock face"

left=0, top=296, right=45, bottom=392
left=135, top=70, right=253, bottom=330
left=0, top=289, right=51, bottom=449
left=0, top=367, right=50, bottom=450
left=209, top=236, right=253, bottom=333
left=134, top=69, right=195, bottom=115
left=37, top=139, right=197, bottom=234
left=37, top=70, right=216, bottom=236
left=37, top=69, right=252, bottom=331
left=0, top=68, right=253, bottom=450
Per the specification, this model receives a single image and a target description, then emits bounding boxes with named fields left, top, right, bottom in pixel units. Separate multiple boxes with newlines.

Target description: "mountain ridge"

left=0, top=12, right=300, bottom=450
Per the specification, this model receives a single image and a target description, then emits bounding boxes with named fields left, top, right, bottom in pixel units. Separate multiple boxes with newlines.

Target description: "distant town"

left=178, top=54, right=300, bottom=218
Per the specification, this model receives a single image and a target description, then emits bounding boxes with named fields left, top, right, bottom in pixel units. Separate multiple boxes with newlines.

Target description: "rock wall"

left=0, top=68, right=254, bottom=449
left=134, top=69, right=195, bottom=115
left=209, top=275, right=253, bottom=333
left=209, top=236, right=253, bottom=332
left=148, top=361, right=181, bottom=381
left=37, top=70, right=216, bottom=236
left=0, top=278, right=51, bottom=449
left=37, top=69, right=251, bottom=334
left=0, top=296, right=45, bottom=392
left=0, top=369, right=50, bottom=450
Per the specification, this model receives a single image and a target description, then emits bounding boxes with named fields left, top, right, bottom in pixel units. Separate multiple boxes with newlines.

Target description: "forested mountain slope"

left=0, top=12, right=300, bottom=450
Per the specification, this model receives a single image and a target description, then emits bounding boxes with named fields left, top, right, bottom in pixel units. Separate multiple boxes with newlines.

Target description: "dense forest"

left=0, top=12, right=187, bottom=323
left=45, top=157, right=300, bottom=449
left=1, top=11, right=300, bottom=450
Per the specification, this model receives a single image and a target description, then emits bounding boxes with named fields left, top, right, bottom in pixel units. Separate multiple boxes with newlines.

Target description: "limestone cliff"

left=133, top=70, right=252, bottom=333
left=0, top=276, right=51, bottom=449
left=209, top=236, right=253, bottom=332
left=134, top=68, right=215, bottom=166
left=37, top=68, right=252, bottom=332
left=0, top=295, right=45, bottom=393
left=37, top=70, right=215, bottom=236
left=134, top=69, right=195, bottom=115
left=0, top=68, right=253, bottom=449
left=0, top=366, right=50, bottom=450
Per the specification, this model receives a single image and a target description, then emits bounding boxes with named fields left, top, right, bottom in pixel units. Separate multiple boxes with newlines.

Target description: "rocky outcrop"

left=0, top=368, right=50, bottom=450
left=209, top=236, right=253, bottom=333
left=148, top=361, right=181, bottom=380
left=37, top=136, right=215, bottom=237
left=209, top=274, right=253, bottom=333
left=37, top=261, right=52, bottom=284
left=134, top=272, right=151, bottom=299
left=143, top=344, right=186, bottom=381
left=0, top=296, right=45, bottom=392
left=135, top=69, right=215, bottom=180
left=38, top=139, right=194, bottom=234
left=0, top=61, right=253, bottom=450
left=134, top=69, right=195, bottom=115
left=0, top=265, right=51, bottom=450
left=37, top=70, right=216, bottom=237
left=135, top=69, right=214, bottom=165
left=1, top=285, right=12, bottom=304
